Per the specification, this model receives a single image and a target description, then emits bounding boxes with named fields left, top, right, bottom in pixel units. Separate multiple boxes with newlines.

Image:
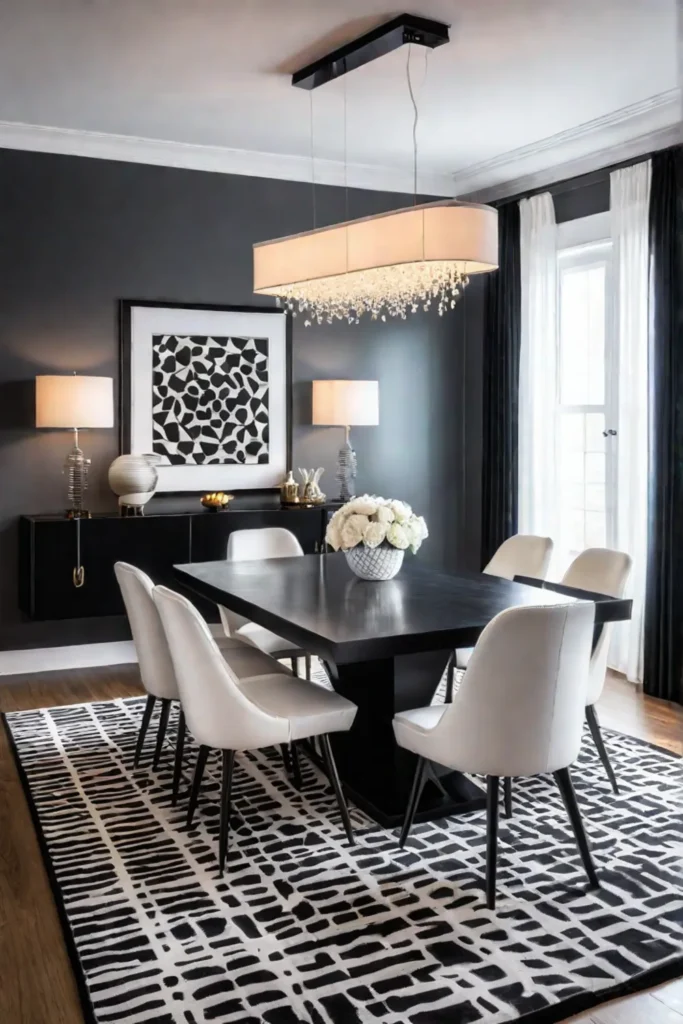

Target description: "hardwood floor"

left=0, top=665, right=680, bottom=1024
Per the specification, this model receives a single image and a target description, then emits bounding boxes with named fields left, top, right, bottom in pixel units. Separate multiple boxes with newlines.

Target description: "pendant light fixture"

left=253, top=15, right=499, bottom=324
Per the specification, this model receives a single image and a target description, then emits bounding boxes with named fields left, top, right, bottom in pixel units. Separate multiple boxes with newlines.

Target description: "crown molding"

left=454, top=89, right=682, bottom=202
left=0, top=119, right=454, bottom=197
left=0, top=88, right=678, bottom=206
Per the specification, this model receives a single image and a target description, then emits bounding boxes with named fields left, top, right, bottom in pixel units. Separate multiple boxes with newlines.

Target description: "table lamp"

left=312, top=380, right=379, bottom=501
left=36, top=373, right=114, bottom=518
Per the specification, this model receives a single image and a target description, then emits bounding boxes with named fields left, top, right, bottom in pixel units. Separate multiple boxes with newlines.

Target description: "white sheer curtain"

left=518, top=192, right=558, bottom=539
left=609, top=161, right=651, bottom=683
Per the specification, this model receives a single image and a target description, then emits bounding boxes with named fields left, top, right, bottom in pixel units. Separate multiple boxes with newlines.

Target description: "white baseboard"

left=0, top=641, right=138, bottom=677
left=0, top=624, right=226, bottom=678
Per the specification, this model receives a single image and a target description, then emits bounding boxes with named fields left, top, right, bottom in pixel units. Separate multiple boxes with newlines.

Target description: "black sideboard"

left=19, top=507, right=330, bottom=622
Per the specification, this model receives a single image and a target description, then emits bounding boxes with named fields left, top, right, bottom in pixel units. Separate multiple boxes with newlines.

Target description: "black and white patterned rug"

left=4, top=694, right=683, bottom=1024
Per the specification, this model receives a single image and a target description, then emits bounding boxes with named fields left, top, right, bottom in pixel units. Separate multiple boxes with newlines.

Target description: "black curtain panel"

left=480, top=201, right=521, bottom=567
left=644, top=146, right=683, bottom=704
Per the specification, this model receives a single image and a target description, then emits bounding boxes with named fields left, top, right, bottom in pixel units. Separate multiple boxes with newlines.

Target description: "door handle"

left=602, top=429, right=617, bottom=437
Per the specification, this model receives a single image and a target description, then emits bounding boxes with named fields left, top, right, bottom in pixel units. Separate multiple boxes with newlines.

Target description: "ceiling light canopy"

left=253, top=200, right=498, bottom=323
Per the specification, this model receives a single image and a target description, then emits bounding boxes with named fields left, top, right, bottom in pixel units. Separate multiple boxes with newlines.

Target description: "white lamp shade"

left=36, top=375, right=114, bottom=429
left=312, top=380, right=379, bottom=427
left=254, top=200, right=498, bottom=293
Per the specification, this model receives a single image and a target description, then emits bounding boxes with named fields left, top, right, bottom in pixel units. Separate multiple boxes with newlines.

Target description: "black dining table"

left=174, top=553, right=632, bottom=828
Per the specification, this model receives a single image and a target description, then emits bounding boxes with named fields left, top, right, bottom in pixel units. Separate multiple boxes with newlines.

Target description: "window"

left=556, top=241, right=615, bottom=565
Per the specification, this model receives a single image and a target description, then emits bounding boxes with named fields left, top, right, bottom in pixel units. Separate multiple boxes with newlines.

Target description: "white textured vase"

left=344, top=544, right=404, bottom=581
left=108, top=454, right=161, bottom=509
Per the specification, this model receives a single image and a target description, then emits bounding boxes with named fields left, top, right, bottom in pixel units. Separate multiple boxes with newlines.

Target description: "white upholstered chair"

left=483, top=534, right=555, bottom=582
left=561, top=547, right=633, bottom=793
left=115, top=562, right=291, bottom=803
left=446, top=534, right=554, bottom=700
left=394, top=601, right=597, bottom=909
left=154, top=585, right=358, bottom=873
left=219, top=527, right=312, bottom=679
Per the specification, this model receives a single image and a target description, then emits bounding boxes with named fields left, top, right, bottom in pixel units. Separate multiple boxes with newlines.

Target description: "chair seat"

left=218, top=638, right=292, bottom=684
left=236, top=622, right=304, bottom=658
left=244, top=674, right=357, bottom=742
left=393, top=705, right=448, bottom=759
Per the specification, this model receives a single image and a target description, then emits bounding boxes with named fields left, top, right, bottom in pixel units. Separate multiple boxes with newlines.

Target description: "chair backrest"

left=153, top=585, right=289, bottom=751
left=561, top=547, right=632, bottom=705
left=484, top=534, right=554, bottom=581
left=220, top=528, right=304, bottom=636
left=114, top=562, right=178, bottom=700
left=430, top=601, right=595, bottom=777
left=227, top=527, right=304, bottom=561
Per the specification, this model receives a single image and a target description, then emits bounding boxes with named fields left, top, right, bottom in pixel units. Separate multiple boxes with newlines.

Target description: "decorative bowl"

left=200, top=492, right=234, bottom=511
left=344, top=544, right=405, bottom=581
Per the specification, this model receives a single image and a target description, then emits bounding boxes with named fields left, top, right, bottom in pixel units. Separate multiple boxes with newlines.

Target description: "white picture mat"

left=128, top=306, right=287, bottom=491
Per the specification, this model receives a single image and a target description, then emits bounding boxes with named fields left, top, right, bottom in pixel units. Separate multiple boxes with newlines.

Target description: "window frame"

left=555, top=238, right=617, bottom=555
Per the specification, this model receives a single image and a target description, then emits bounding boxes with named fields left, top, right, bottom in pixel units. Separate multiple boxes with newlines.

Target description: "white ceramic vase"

left=108, top=454, right=162, bottom=510
left=344, top=544, right=404, bottom=581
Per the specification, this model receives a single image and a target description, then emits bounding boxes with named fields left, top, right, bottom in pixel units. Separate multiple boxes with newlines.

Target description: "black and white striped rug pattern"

left=4, top=693, right=683, bottom=1024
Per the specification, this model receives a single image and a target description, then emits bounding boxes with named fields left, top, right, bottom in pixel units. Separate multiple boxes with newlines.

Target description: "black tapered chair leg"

left=219, top=750, right=236, bottom=876
left=553, top=766, right=600, bottom=888
left=152, top=698, right=172, bottom=770
left=444, top=653, right=455, bottom=703
left=486, top=775, right=500, bottom=910
left=585, top=704, right=619, bottom=794
left=320, top=735, right=355, bottom=845
left=186, top=745, right=209, bottom=827
left=171, top=709, right=186, bottom=806
left=503, top=777, right=513, bottom=818
left=134, top=694, right=156, bottom=767
left=399, top=756, right=426, bottom=848
left=304, top=653, right=312, bottom=680
left=279, top=743, right=292, bottom=774
left=290, top=741, right=302, bottom=790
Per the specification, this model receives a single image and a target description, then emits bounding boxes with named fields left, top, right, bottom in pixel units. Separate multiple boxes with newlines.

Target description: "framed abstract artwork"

left=120, top=300, right=291, bottom=492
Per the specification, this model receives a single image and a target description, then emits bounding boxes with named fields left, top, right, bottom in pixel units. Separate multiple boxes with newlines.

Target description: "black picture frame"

left=119, top=299, right=292, bottom=494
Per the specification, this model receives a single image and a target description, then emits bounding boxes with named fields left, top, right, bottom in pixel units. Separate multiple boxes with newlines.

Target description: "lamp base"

left=337, top=428, right=358, bottom=503
left=65, top=509, right=91, bottom=520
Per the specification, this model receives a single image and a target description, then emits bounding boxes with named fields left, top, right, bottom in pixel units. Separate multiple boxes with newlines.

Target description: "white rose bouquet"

left=325, top=495, right=428, bottom=555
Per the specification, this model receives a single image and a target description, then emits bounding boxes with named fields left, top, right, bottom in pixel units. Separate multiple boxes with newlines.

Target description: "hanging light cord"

left=310, top=90, right=317, bottom=228
left=343, top=70, right=349, bottom=222
left=406, top=45, right=430, bottom=204
left=406, top=44, right=418, bottom=202
left=344, top=70, right=350, bottom=276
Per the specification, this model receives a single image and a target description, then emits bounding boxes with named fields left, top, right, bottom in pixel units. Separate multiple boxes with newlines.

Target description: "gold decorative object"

left=299, top=468, right=326, bottom=505
left=200, top=492, right=234, bottom=511
left=281, top=470, right=299, bottom=505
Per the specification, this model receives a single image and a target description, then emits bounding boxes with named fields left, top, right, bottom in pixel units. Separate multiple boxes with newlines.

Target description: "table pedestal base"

left=325, top=651, right=486, bottom=829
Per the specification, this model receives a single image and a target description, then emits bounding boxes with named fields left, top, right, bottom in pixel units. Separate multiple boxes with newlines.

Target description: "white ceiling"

left=0, top=0, right=680, bottom=197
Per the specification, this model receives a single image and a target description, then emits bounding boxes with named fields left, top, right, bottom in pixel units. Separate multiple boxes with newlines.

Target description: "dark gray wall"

left=552, top=174, right=610, bottom=223
left=0, top=147, right=485, bottom=650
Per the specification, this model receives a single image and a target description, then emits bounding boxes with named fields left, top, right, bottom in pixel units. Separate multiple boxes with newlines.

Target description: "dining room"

left=0, top=3, right=681, bottom=1024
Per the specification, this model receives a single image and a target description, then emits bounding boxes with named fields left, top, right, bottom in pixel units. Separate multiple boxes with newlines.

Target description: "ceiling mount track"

left=291, top=13, right=450, bottom=91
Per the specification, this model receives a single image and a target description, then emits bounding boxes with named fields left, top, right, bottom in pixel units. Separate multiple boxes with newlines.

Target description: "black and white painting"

left=121, top=302, right=289, bottom=492
left=152, top=334, right=270, bottom=466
